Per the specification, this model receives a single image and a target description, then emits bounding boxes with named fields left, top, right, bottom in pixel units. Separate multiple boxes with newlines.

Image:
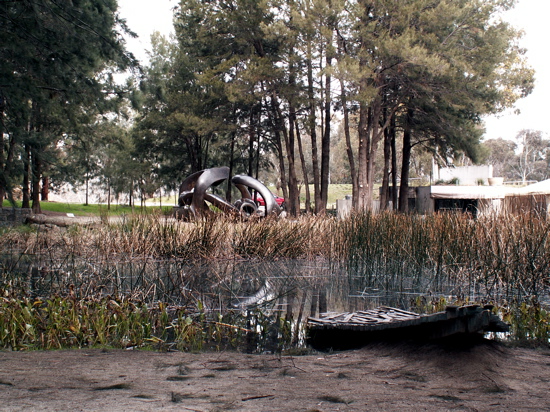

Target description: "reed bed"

left=1, top=211, right=549, bottom=349
left=337, top=212, right=550, bottom=303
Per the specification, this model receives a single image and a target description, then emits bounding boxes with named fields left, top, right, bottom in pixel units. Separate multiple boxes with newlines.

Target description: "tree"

left=331, top=0, right=533, bottom=211
left=479, top=137, right=517, bottom=179
left=133, top=0, right=533, bottom=216
left=511, top=129, right=549, bottom=183
left=0, top=0, right=137, bottom=211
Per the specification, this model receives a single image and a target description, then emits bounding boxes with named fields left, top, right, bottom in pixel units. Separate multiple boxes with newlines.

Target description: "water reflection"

left=4, top=253, right=547, bottom=316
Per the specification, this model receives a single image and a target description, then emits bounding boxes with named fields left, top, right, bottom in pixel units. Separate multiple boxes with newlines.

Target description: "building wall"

left=435, top=165, right=493, bottom=186
left=477, top=199, right=503, bottom=216
left=414, top=186, right=504, bottom=216
left=504, top=194, right=549, bottom=216
left=416, top=186, right=434, bottom=214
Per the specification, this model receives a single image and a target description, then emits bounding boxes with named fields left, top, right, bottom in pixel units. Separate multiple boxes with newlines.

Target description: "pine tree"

left=0, top=0, right=137, bottom=211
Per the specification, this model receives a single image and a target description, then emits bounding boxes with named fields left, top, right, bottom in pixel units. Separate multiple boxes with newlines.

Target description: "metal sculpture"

left=175, top=167, right=283, bottom=220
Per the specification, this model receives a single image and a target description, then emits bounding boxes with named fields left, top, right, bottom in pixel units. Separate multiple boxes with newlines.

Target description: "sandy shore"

left=1, top=340, right=549, bottom=411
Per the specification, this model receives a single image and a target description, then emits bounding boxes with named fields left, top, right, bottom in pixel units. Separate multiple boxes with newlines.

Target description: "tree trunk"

left=356, top=100, right=370, bottom=210
left=364, top=97, right=384, bottom=211
left=22, top=144, right=31, bottom=209
left=226, top=130, right=236, bottom=202
left=268, top=95, right=288, bottom=201
left=381, top=121, right=391, bottom=211
left=0, top=97, right=5, bottom=206
left=247, top=108, right=257, bottom=177
left=107, top=179, right=111, bottom=211
left=391, top=115, right=398, bottom=210
left=320, top=46, right=332, bottom=214
left=381, top=110, right=397, bottom=210
left=41, top=175, right=49, bottom=201
left=281, top=51, right=301, bottom=216
left=284, top=102, right=300, bottom=216
left=296, top=121, right=311, bottom=214
left=306, top=49, right=321, bottom=213
left=85, top=171, right=89, bottom=206
left=31, top=149, right=42, bottom=214
left=399, top=109, right=414, bottom=213
left=129, top=181, right=133, bottom=210
left=339, top=77, right=357, bottom=205
left=255, top=126, right=261, bottom=180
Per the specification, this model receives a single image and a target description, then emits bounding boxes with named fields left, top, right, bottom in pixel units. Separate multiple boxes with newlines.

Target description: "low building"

left=504, top=179, right=550, bottom=216
left=413, top=179, right=550, bottom=217
left=416, top=185, right=514, bottom=217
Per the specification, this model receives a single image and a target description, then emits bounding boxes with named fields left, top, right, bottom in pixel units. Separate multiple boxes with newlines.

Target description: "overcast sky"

left=117, top=0, right=550, bottom=142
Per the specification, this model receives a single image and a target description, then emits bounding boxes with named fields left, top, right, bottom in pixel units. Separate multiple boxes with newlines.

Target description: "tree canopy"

left=1, top=0, right=535, bottom=214
left=1, top=0, right=137, bottom=211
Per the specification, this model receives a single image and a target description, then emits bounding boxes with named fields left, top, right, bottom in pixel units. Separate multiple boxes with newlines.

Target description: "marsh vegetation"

left=1, top=212, right=549, bottom=351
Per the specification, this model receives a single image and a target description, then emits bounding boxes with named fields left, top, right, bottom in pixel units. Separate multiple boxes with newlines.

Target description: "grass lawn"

left=3, top=184, right=366, bottom=216
left=144, top=184, right=357, bottom=209
left=2, top=200, right=171, bottom=216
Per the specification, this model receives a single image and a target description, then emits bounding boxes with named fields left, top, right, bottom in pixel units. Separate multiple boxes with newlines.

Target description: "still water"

left=5, top=253, right=542, bottom=316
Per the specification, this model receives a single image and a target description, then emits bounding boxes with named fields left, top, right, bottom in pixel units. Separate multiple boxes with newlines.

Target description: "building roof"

left=426, top=179, right=550, bottom=199
left=429, top=185, right=515, bottom=199
left=516, top=179, right=550, bottom=195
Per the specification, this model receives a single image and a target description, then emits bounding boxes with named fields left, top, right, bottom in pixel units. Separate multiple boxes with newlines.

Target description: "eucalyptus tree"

left=511, top=129, right=549, bottom=183
left=479, top=137, right=517, bottom=179
left=392, top=0, right=533, bottom=211
left=138, top=2, right=270, bottom=185
left=289, top=0, right=339, bottom=213
left=0, top=0, right=136, bottom=212
left=144, top=0, right=301, bottom=214
left=55, top=116, right=134, bottom=206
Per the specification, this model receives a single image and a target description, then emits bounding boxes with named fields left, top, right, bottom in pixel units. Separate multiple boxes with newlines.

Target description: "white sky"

left=117, top=0, right=176, bottom=63
left=483, top=0, right=550, bottom=141
left=117, top=0, right=549, bottom=142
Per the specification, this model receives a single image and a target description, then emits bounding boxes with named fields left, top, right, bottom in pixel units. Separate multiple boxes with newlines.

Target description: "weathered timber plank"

left=351, top=315, right=383, bottom=323
left=319, top=312, right=344, bottom=320
left=378, top=306, right=420, bottom=317
left=343, top=313, right=355, bottom=323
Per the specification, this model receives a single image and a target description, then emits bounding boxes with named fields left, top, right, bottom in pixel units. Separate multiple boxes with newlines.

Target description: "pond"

left=4, top=250, right=546, bottom=316
left=2, top=250, right=549, bottom=350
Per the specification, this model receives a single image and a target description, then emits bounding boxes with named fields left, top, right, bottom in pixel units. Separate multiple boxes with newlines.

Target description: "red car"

left=255, top=193, right=285, bottom=208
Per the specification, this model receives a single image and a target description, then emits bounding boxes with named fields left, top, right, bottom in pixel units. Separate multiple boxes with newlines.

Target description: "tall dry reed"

left=336, top=212, right=550, bottom=302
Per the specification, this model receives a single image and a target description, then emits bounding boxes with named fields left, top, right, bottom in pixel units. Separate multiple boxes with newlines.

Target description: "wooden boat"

left=306, top=305, right=509, bottom=350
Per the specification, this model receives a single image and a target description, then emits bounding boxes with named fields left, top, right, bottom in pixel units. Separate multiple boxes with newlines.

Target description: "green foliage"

left=0, top=293, right=294, bottom=352
left=2, top=0, right=535, bottom=216
left=480, top=131, right=550, bottom=183
left=501, top=299, right=550, bottom=346
left=479, top=137, right=518, bottom=179
left=0, top=0, right=137, bottom=209
left=0, top=295, right=153, bottom=350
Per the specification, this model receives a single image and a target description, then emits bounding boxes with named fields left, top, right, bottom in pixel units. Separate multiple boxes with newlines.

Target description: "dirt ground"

left=1, top=340, right=549, bottom=412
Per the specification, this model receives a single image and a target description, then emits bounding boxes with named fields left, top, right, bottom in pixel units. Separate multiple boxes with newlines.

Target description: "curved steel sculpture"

left=175, top=167, right=283, bottom=220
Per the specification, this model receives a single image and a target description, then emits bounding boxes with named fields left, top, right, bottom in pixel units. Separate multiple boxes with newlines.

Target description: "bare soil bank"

left=1, top=340, right=549, bottom=411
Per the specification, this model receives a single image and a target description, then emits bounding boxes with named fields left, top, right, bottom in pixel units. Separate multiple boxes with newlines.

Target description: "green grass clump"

left=501, top=299, right=550, bottom=347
